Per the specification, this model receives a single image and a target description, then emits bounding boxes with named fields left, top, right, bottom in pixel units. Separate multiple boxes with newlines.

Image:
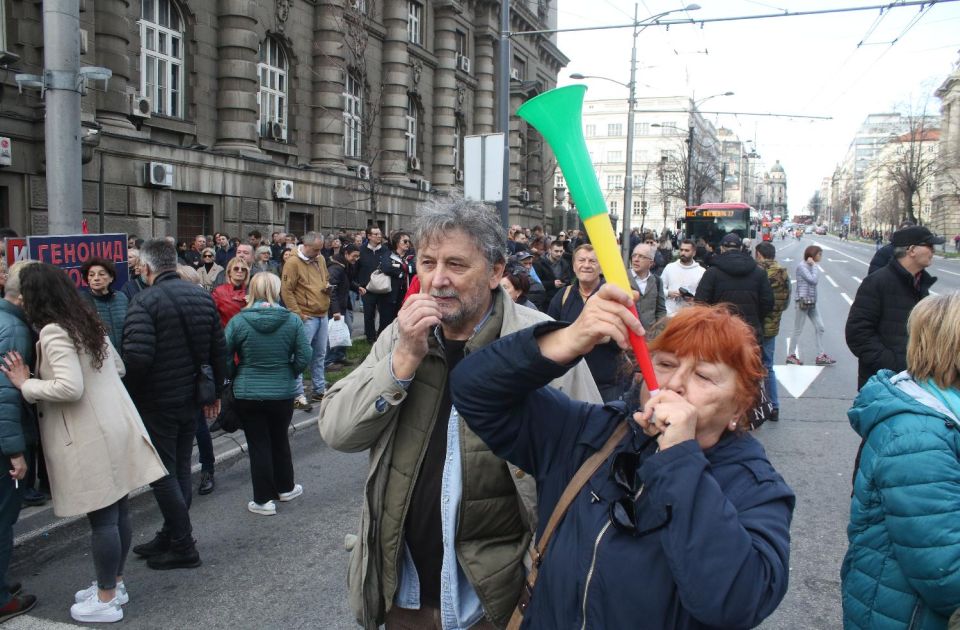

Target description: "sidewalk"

left=14, top=303, right=370, bottom=545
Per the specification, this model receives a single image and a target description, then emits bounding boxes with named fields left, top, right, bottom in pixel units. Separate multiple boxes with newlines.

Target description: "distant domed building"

left=765, top=160, right=788, bottom=218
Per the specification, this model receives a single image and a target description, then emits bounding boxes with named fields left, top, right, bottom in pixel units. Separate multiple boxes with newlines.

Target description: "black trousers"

left=237, top=398, right=295, bottom=504
left=362, top=291, right=396, bottom=343
left=141, top=406, right=196, bottom=542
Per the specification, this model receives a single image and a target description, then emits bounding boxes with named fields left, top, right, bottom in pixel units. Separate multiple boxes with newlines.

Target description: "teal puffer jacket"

left=0, top=300, right=35, bottom=456
left=842, top=370, right=960, bottom=630
left=84, top=290, right=128, bottom=352
left=225, top=305, right=311, bottom=400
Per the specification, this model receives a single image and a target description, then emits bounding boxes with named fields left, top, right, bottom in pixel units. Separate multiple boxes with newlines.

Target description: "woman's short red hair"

left=649, top=304, right=764, bottom=422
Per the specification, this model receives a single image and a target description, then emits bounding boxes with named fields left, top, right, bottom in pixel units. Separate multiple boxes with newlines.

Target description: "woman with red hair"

left=451, top=285, right=795, bottom=629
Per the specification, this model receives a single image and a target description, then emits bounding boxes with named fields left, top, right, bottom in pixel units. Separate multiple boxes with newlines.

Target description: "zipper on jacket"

left=907, top=599, right=923, bottom=630
left=580, top=520, right=612, bottom=630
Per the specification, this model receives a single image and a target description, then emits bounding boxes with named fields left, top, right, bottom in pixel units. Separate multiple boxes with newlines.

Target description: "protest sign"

left=27, top=233, right=128, bottom=289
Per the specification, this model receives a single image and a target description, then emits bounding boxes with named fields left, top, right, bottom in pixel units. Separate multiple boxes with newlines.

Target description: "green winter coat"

left=759, top=259, right=790, bottom=338
left=224, top=304, right=311, bottom=400
left=84, top=290, right=128, bottom=352
left=0, top=299, right=35, bottom=456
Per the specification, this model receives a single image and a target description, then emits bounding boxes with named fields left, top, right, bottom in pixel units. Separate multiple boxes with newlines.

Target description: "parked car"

left=805, top=225, right=815, bottom=234
left=815, top=226, right=827, bottom=235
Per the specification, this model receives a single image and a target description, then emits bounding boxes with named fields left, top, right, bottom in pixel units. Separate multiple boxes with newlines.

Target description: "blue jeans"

left=303, top=316, right=329, bottom=395
left=761, top=336, right=779, bottom=411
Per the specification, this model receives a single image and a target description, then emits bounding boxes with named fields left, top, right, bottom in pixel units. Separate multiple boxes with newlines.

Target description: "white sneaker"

left=70, top=594, right=123, bottom=623
left=248, top=500, right=277, bottom=515
left=278, top=484, right=303, bottom=502
left=75, top=581, right=128, bottom=605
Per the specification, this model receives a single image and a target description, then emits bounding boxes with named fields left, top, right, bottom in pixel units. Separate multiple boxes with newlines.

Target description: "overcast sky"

left=554, top=0, right=960, bottom=214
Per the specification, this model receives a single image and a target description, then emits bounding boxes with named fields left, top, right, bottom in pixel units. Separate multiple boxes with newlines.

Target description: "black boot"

left=147, top=537, right=202, bottom=570
left=132, top=531, right=171, bottom=558
left=198, top=471, right=215, bottom=496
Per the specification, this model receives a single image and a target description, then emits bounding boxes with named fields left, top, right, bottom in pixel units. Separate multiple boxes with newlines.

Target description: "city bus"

left=680, top=203, right=758, bottom=247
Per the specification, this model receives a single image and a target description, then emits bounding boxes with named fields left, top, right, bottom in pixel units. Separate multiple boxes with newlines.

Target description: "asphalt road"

left=9, top=235, right=956, bottom=629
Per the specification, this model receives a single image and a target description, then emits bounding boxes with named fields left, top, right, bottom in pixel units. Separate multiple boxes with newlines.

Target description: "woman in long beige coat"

left=0, top=263, right=166, bottom=625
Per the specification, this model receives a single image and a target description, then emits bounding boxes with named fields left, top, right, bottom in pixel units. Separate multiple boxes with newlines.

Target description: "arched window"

left=258, top=38, right=289, bottom=141
left=140, top=0, right=184, bottom=117
left=343, top=71, right=363, bottom=158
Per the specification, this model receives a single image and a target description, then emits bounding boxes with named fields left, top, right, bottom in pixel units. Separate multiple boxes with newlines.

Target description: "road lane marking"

left=852, top=276, right=862, bottom=283
left=936, top=267, right=960, bottom=277
left=930, top=290, right=940, bottom=296
left=776, top=365, right=824, bottom=398
left=813, top=241, right=870, bottom=267
left=826, top=259, right=849, bottom=263
left=824, top=275, right=838, bottom=287
left=841, top=292, right=853, bottom=305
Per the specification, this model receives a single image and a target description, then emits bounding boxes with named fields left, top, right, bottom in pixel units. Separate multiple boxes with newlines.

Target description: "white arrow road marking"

left=826, top=259, right=849, bottom=262
left=841, top=292, right=853, bottom=305
left=782, top=257, right=793, bottom=262
left=824, top=275, right=838, bottom=288
left=852, top=276, right=862, bottom=283
left=775, top=365, right=824, bottom=398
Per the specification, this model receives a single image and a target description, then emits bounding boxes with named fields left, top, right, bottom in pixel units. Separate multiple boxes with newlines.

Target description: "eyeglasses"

left=399, top=239, right=411, bottom=244
left=230, top=266, right=248, bottom=272
left=632, top=254, right=652, bottom=261
left=202, top=254, right=214, bottom=258
left=607, top=430, right=671, bottom=537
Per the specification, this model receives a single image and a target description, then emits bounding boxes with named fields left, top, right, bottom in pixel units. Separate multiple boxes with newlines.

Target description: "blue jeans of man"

left=303, top=316, right=329, bottom=395
left=0, top=466, right=21, bottom=607
left=761, top=336, right=779, bottom=411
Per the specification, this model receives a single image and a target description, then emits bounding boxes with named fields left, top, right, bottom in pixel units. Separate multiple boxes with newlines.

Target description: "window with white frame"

left=635, top=122, right=649, bottom=135
left=607, top=123, right=622, bottom=136
left=633, top=200, right=642, bottom=216
left=455, top=30, right=468, bottom=59
left=408, top=1, right=423, bottom=45
left=343, top=71, right=363, bottom=158
left=258, top=38, right=288, bottom=141
left=609, top=200, right=618, bottom=213
left=405, top=96, right=419, bottom=160
left=607, top=175, right=622, bottom=189
left=585, top=124, right=596, bottom=137
left=607, top=150, right=622, bottom=162
left=140, top=0, right=184, bottom=117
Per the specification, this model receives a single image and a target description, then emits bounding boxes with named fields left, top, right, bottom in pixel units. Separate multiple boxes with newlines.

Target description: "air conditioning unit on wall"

left=458, top=56, right=471, bottom=74
left=264, top=121, right=286, bottom=142
left=509, top=68, right=521, bottom=81
left=130, top=94, right=152, bottom=119
left=519, top=189, right=530, bottom=202
left=455, top=169, right=464, bottom=183
left=273, top=180, right=295, bottom=200
left=418, top=180, right=431, bottom=193
left=408, top=156, right=421, bottom=171
left=145, top=162, right=173, bottom=187
left=356, top=165, right=370, bottom=180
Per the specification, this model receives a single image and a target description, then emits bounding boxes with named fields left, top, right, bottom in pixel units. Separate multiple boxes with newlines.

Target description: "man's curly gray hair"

left=412, top=196, right=506, bottom=268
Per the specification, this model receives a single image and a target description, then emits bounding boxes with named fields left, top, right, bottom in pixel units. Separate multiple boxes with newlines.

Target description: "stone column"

left=310, top=0, right=345, bottom=168
left=431, top=7, right=459, bottom=190
left=212, top=0, right=261, bottom=154
left=379, top=1, right=411, bottom=182
left=473, top=30, right=496, bottom=134
left=94, top=0, right=135, bottom=131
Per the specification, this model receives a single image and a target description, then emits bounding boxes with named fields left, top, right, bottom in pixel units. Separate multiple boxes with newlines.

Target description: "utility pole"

left=497, top=0, right=511, bottom=228
left=44, top=0, right=83, bottom=235
left=685, top=121, right=695, bottom=207
left=620, top=3, right=639, bottom=264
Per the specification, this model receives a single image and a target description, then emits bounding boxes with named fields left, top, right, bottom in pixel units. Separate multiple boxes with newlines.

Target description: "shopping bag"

left=328, top=317, right=353, bottom=348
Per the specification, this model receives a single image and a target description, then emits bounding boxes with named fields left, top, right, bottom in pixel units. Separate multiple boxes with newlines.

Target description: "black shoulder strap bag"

left=157, top=282, right=217, bottom=406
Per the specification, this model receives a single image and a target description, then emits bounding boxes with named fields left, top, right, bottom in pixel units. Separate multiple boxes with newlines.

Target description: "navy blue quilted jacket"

left=451, top=324, right=795, bottom=629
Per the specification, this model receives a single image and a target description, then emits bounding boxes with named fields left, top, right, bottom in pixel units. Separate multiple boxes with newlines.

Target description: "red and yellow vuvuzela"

left=517, top=84, right=660, bottom=395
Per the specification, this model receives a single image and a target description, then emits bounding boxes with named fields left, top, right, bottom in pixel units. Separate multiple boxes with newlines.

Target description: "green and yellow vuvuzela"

left=517, top=85, right=660, bottom=394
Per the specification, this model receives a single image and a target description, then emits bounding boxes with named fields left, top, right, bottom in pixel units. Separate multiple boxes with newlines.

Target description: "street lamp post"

left=685, top=91, right=734, bottom=208
left=571, top=3, right=701, bottom=263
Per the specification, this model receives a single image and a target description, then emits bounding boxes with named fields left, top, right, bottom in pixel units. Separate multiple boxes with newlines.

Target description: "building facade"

left=934, top=55, right=960, bottom=240
left=0, top=0, right=567, bottom=241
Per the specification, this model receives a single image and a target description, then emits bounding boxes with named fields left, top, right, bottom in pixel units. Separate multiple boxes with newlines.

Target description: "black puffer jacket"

left=122, top=272, right=227, bottom=413
left=845, top=258, right=936, bottom=390
left=356, top=244, right=390, bottom=287
left=327, top=257, right=357, bottom=316
left=694, top=250, right=774, bottom=339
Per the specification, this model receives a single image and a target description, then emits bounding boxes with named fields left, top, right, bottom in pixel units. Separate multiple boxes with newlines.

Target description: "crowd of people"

left=0, top=200, right=955, bottom=628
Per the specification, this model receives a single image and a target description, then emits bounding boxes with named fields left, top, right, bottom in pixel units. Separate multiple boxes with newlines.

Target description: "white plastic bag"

left=328, top=317, right=352, bottom=348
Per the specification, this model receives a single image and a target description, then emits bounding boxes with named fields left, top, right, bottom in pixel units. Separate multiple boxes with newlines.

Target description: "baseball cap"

left=891, top=226, right=945, bottom=247
left=720, top=233, right=742, bottom=248
left=516, top=251, right=534, bottom=261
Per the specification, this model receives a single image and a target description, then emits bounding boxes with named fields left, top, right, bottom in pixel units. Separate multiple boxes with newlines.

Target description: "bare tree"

left=882, top=124, right=938, bottom=226
left=660, top=134, right=720, bottom=206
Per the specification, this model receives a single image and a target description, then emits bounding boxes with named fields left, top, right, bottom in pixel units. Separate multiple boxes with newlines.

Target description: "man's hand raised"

left=391, top=294, right=443, bottom=380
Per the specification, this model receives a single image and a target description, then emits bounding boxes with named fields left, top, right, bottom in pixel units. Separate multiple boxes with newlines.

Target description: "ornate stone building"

left=934, top=55, right=960, bottom=240
left=0, top=0, right=567, bottom=241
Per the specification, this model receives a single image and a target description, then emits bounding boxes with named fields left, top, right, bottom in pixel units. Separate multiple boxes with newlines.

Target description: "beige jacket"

left=319, top=288, right=602, bottom=628
left=21, top=324, right=166, bottom=517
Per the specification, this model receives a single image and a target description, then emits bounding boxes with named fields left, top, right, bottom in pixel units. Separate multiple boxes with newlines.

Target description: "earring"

left=728, top=420, right=739, bottom=431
